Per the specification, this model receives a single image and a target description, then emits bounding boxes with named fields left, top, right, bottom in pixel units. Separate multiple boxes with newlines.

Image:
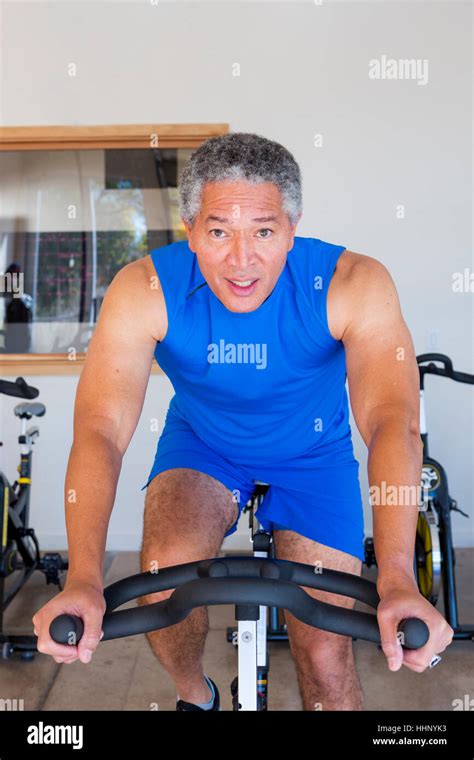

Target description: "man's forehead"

left=197, top=182, right=285, bottom=224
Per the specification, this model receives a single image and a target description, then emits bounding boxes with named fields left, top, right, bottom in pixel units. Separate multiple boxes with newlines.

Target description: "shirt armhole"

left=320, top=244, right=346, bottom=341
left=309, top=239, right=346, bottom=342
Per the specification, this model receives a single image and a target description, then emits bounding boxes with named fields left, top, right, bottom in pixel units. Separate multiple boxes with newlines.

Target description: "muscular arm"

left=65, top=256, right=167, bottom=589
left=328, top=252, right=453, bottom=672
left=328, top=252, right=422, bottom=594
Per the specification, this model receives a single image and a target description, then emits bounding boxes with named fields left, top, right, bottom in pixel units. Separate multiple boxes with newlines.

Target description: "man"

left=33, top=132, right=453, bottom=711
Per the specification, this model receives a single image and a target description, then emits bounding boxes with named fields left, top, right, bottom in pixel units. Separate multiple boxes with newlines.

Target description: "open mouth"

left=225, top=278, right=259, bottom=296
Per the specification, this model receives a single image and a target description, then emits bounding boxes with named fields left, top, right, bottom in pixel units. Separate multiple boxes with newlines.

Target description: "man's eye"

left=209, top=228, right=273, bottom=238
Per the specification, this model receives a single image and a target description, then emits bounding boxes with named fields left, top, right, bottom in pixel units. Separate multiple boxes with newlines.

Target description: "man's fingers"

left=381, top=637, right=404, bottom=671
left=53, top=655, right=79, bottom=664
left=36, top=636, right=78, bottom=659
left=77, top=615, right=104, bottom=663
left=402, top=641, right=447, bottom=672
left=378, top=612, right=404, bottom=671
left=400, top=646, right=431, bottom=671
left=401, top=622, right=453, bottom=672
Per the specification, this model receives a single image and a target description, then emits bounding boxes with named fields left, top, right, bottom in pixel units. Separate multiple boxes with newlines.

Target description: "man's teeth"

left=230, top=280, right=254, bottom=287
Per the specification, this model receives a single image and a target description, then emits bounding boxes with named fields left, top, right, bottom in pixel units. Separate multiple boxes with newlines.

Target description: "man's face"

left=183, top=180, right=300, bottom=312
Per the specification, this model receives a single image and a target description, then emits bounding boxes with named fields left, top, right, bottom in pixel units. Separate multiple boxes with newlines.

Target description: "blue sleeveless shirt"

left=151, top=235, right=354, bottom=467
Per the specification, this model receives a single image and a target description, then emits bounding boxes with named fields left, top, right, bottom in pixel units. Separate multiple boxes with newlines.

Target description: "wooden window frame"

left=0, top=123, right=229, bottom=375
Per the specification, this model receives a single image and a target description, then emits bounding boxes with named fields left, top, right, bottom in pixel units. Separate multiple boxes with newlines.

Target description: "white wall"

left=1, top=0, right=472, bottom=551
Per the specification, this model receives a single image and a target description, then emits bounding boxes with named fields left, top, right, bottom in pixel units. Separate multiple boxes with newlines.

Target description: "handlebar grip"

left=15, top=377, right=40, bottom=399
left=0, top=377, right=39, bottom=399
left=397, top=618, right=429, bottom=649
left=50, top=614, right=84, bottom=646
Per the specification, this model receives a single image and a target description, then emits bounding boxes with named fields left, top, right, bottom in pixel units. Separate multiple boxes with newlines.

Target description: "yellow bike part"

left=416, top=513, right=433, bottom=598
left=415, top=508, right=441, bottom=603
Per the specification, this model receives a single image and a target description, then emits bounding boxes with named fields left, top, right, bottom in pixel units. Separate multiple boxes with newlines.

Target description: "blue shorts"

left=141, top=410, right=365, bottom=562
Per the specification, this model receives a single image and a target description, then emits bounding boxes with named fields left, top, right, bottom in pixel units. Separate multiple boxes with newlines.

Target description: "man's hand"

left=377, top=582, right=454, bottom=673
left=33, top=580, right=106, bottom=665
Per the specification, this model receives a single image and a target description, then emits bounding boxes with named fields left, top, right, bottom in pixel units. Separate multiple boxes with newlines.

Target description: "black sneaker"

left=176, top=677, right=220, bottom=711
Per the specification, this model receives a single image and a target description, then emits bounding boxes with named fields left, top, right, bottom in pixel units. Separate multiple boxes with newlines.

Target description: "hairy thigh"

left=141, top=467, right=239, bottom=568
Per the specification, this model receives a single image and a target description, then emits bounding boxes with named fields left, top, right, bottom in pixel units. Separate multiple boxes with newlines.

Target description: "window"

left=0, top=124, right=228, bottom=371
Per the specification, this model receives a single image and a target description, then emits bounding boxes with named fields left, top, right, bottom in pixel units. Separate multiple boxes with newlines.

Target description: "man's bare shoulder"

left=104, top=256, right=167, bottom=343
left=115, top=255, right=156, bottom=286
left=328, top=250, right=398, bottom=341
left=334, top=249, right=390, bottom=283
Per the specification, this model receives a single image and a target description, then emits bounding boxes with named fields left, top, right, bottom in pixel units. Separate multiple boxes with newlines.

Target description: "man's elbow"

left=72, top=414, right=125, bottom=458
left=367, top=412, right=422, bottom=457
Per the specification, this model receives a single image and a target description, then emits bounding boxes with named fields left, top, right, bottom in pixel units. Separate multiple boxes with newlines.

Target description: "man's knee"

left=138, top=539, right=202, bottom=607
left=137, top=585, right=173, bottom=608
left=142, top=468, right=239, bottom=556
left=289, top=622, right=355, bottom=677
left=139, top=472, right=233, bottom=606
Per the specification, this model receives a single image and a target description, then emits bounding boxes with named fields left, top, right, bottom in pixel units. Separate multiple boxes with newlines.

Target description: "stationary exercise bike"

left=365, top=353, right=474, bottom=641
left=0, top=377, right=68, bottom=660
left=53, top=356, right=472, bottom=708
left=50, top=540, right=429, bottom=710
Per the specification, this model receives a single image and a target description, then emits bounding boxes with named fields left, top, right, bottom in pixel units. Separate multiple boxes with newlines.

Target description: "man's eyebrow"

left=204, top=214, right=280, bottom=224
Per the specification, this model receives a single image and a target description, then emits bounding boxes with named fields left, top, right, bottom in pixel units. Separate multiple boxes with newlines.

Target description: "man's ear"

left=182, top=219, right=196, bottom=252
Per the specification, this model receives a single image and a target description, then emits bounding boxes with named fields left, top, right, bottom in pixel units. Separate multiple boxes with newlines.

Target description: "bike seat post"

left=235, top=603, right=260, bottom=711
left=252, top=529, right=272, bottom=706
left=251, top=482, right=272, bottom=710
left=19, top=415, right=27, bottom=443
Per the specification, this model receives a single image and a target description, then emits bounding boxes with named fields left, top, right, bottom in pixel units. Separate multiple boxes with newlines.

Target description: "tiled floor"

left=1, top=549, right=472, bottom=711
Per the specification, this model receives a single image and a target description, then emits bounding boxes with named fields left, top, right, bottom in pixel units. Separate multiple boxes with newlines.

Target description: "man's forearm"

left=64, top=429, right=123, bottom=589
left=368, top=420, right=423, bottom=595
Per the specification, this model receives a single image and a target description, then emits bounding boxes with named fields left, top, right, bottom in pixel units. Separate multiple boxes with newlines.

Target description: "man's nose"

left=227, top=240, right=255, bottom=269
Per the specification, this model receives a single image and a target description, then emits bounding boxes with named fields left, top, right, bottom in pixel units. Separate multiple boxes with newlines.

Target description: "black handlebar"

left=50, top=557, right=430, bottom=651
left=417, top=353, right=474, bottom=387
left=0, top=376, right=39, bottom=399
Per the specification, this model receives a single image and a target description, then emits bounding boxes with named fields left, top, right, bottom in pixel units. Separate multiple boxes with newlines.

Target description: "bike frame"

left=226, top=482, right=278, bottom=709
left=0, top=383, right=68, bottom=658
left=0, top=417, right=37, bottom=602
left=0, top=417, right=42, bottom=654
left=240, top=483, right=271, bottom=710
left=418, top=354, right=474, bottom=640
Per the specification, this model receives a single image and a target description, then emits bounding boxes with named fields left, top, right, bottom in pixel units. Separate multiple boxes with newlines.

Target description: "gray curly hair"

left=179, top=132, right=303, bottom=227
